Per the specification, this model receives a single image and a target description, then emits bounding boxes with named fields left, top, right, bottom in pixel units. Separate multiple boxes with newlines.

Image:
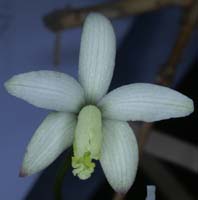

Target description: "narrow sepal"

left=100, top=120, right=139, bottom=193
left=20, top=112, right=76, bottom=176
left=79, top=13, right=116, bottom=103
left=5, top=70, right=85, bottom=112
left=99, top=83, right=194, bottom=122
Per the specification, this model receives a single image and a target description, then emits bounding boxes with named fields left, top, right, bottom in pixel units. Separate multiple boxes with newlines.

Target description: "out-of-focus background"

left=0, top=0, right=197, bottom=199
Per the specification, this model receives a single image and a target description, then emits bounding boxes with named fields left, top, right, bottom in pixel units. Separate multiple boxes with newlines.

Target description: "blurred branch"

left=156, top=0, right=198, bottom=86
left=143, top=128, right=198, bottom=172
left=43, top=0, right=192, bottom=32
left=140, top=154, right=194, bottom=200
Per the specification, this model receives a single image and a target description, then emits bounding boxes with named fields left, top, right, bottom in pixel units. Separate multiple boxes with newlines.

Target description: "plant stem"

left=113, top=193, right=125, bottom=200
left=54, top=151, right=72, bottom=200
left=43, top=0, right=191, bottom=32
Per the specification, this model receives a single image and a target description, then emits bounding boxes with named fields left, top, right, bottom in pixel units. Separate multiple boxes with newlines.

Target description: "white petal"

left=100, top=120, right=138, bottom=193
left=78, top=13, right=116, bottom=103
left=5, top=70, right=85, bottom=113
left=99, top=83, right=194, bottom=122
left=20, top=112, right=76, bottom=176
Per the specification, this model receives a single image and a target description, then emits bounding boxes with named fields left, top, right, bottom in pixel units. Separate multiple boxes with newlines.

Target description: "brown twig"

left=156, top=0, right=198, bottom=86
left=138, top=123, right=153, bottom=155
left=43, top=0, right=192, bottom=32
left=112, top=193, right=126, bottom=200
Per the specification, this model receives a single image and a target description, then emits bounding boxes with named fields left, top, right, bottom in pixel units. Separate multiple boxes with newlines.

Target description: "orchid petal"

left=78, top=13, right=116, bottom=103
left=99, top=83, right=194, bottom=122
left=20, top=112, right=76, bottom=176
left=5, top=70, right=85, bottom=113
left=100, top=120, right=138, bottom=193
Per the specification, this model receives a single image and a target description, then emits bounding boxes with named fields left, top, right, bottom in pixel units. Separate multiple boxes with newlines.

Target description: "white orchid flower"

left=4, top=13, right=194, bottom=193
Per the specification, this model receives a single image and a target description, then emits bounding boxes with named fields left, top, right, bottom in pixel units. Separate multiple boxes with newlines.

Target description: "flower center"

left=72, top=105, right=102, bottom=180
